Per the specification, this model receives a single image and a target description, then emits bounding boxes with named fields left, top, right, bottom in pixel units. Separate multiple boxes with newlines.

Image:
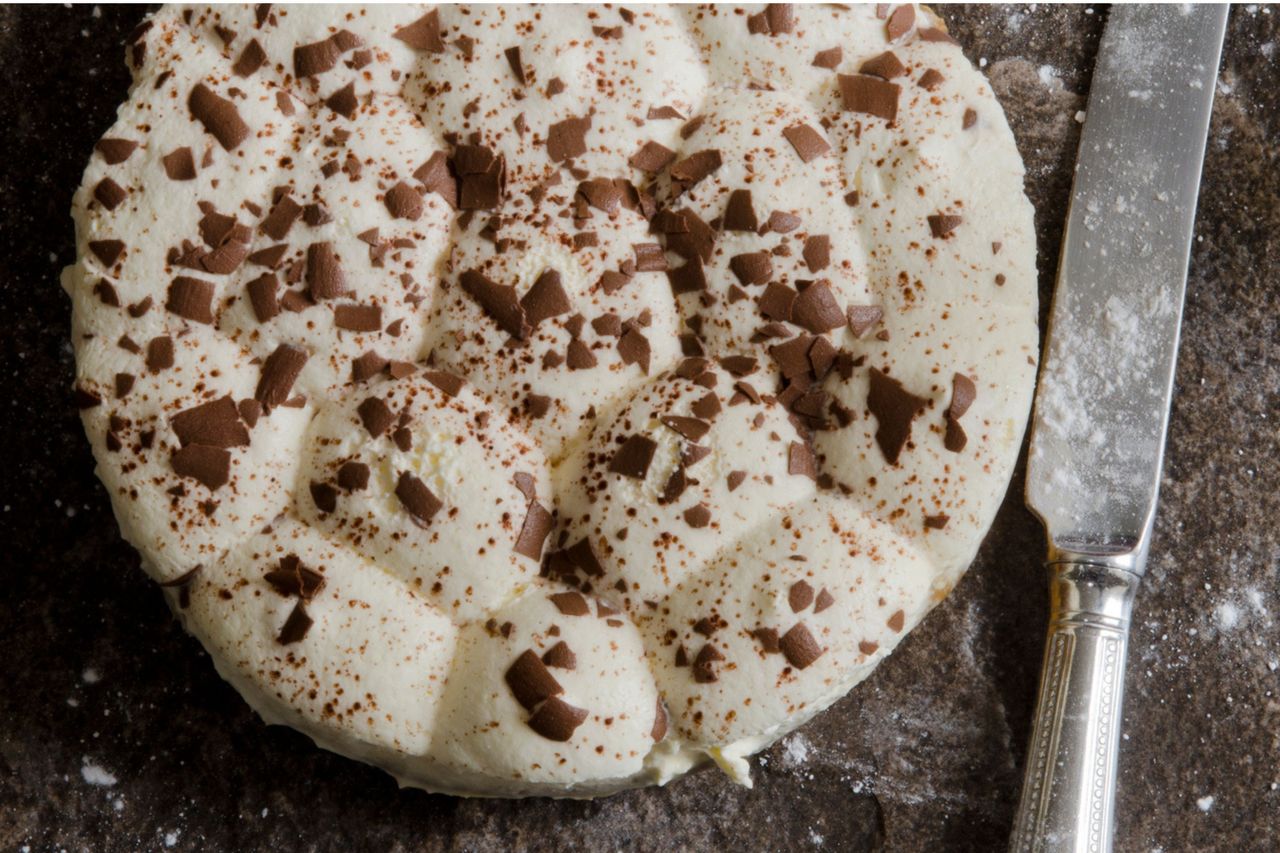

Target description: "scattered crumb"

left=80, top=760, right=117, bottom=787
left=1196, top=795, right=1215, bottom=812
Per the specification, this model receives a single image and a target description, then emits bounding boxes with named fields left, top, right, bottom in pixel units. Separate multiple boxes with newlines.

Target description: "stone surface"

left=1, top=5, right=1276, bottom=851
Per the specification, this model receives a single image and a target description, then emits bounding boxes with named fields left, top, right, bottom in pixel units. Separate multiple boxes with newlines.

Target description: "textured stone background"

left=2, top=5, right=1276, bottom=851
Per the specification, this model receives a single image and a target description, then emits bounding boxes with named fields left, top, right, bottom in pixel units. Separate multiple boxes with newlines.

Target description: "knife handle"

left=1009, top=559, right=1140, bottom=853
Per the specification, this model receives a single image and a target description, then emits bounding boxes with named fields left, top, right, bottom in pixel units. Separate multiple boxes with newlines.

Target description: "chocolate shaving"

left=629, top=140, right=676, bottom=173
left=812, top=47, right=842, bottom=69
left=789, top=580, right=815, bottom=613
left=383, top=181, right=423, bottom=221
left=276, top=601, right=313, bottom=645
left=305, top=242, right=347, bottom=300
left=838, top=74, right=900, bottom=122
left=171, top=444, right=230, bottom=490
left=867, top=367, right=928, bottom=465
left=886, top=3, right=916, bottom=40
left=171, top=396, right=249, bottom=448
left=94, top=178, right=127, bottom=210
left=661, top=416, right=710, bottom=442
left=455, top=144, right=505, bottom=210
left=264, top=554, right=326, bottom=599
left=246, top=273, right=280, bottom=322
left=727, top=470, right=747, bottom=491
left=392, top=11, right=444, bottom=52
left=925, top=513, right=950, bottom=530
left=527, top=696, right=588, bottom=741
left=549, top=591, right=590, bottom=617
left=788, top=441, right=818, bottom=479
left=803, top=235, right=831, bottom=273
left=520, top=269, right=571, bottom=329
left=729, top=251, right=772, bottom=286
left=609, top=434, right=657, bottom=479
left=779, top=622, right=823, bottom=669
left=847, top=305, right=884, bottom=338
left=166, top=277, right=215, bottom=324
left=547, top=115, right=591, bottom=162
left=692, top=643, right=723, bottom=683
left=683, top=504, right=711, bottom=529
left=782, top=123, right=831, bottom=163
left=333, top=303, right=382, bottom=332
left=188, top=83, right=249, bottom=151
left=415, top=151, right=458, bottom=208
left=460, top=270, right=529, bottom=340
left=146, top=336, right=174, bottom=372
left=723, top=189, right=759, bottom=232
left=504, top=46, right=526, bottom=85
left=89, top=240, right=125, bottom=267
left=260, top=193, right=302, bottom=240
left=337, top=461, right=370, bottom=491
left=927, top=213, right=963, bottom=238
left=918, top=68, right=945, bottom=90
left=617, top=327, right=651, bottom=374
left=162, top=147, right=197, bottom=181
left=669, top=149, right=722, bottom=194
left=395, top=471, right=442, bottom=528
left=95, top=137, right=138, bottom=164
left=791, top=281, right=846, bottom=333
left=861, top=51, right=905, bottom=79
left=505, top=648, right=563, bottom=710
left=357, top=396, right=394, bottom=438
left=255, top=344, right=307, bottom=409
left=233, top=38, right=266, bottom=77
left=541, top=641, right=577, bottom=670
left=514, top=501, right=553, bottom=560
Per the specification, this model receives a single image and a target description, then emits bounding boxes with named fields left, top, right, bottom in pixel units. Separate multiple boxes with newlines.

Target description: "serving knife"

left=1010, top=5, right=1228, bottom=852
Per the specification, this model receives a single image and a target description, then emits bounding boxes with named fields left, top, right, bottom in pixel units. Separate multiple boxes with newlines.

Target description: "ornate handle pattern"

left=1010, top=560, right=1140, bottom=853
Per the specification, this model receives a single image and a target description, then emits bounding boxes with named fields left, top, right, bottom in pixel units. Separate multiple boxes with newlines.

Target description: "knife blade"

left=1026, top=4, right=1227, bottom=558
left=1012, top=6, right=1227, bottom=852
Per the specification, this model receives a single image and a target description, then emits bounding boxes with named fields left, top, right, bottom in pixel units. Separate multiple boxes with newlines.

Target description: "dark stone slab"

left=0, top=5, right=1275, bottom=851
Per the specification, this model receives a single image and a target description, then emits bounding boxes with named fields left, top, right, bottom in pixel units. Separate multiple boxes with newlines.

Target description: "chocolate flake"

left=89, top=240, right=125, bottom=267
left=166, top=277, right=215, bottom=324
left=541, top=641, right=577, bottom=670
left=692, top=643, right=723, bottom=683
left=188, top=83, right=249, bottom=151
left=925, top=513, right=950, bottom=529
left=838, top=74, right=900, bottom=122
left=527, top=696, right=588, bottom=741
left=265, top=554, right=326, bottom=599
left=162, top=147, right=197, bottom=181
left=727, top=470, right=747, bottom=491
left=633, top=243, right=668, bottom=272
left=782, top=123, right=831, bottom=163
left=395, top=471, right=442, bottom=528
left=815, top=589, right=836, bottom=613
left=792, top=281, right=846, bottom=333
left=505, top=648, right=563, bottom=710
left=276, top=601, right=313, bottom=645
left=918, top=68, right=945, bottom=90
left=927, top=214, right=963, bottom=238
left=789, top=580, right=815, bottom=613
left=504, top=46, right=527, bottom=85
left=333, top=303, right=382, bottom=332
left=461, top=270, right=529, bottom=340
left=846, top=304, right=884, bottom=338
left=514, top=501, right=553, bottom=561
left=306, top=242, right=347, bottom=300
left=803, top=235, right=831, bottom=272
left=233, top=38, right=267, bottom=77
left=963, top=107, right=978, bottom=129
left=547, top=115, right=591, bottom=162
left=94, top=178, right=127, bottom=210
left=255, top=344, right=308, bottom=408
left=95, top=137, right=138, bottom=164
left=886, top=3, right=916, bottom=40
left=812, top=47, right=842, bottom=69
left=628, top=140, right=676, bottom=173
left=549, top=591, right=591, bottom=617
left=337, top=461, right=370, bottom=491
left=392, top=10, right=444, bottom=52
left=683, top=503, right=711, bottom=528
left=145, top=336, right=174, bottom=372
left=729, top=251, right=772, bottom=286
left=609, top=434, right=657, bottom=480
left=861, top=51, right=906, bottom=79
left=660, top=416, right=710, bottom=442
left=171, top=444, right=231, bottom=490
left=652, top=699, right=668, bottom=741
left=867, top=367, right=928, bottom=465
left=247, top=273, right=280, bottom=322
left=415, top=151, right=458, bottom=208
left=171, top=396, right=249, bottom=448
left=669, top=149, right=722, bottom=194
left=260, top=193, right=302, bottom=240
left=357, top=396, right=394, bottom=438
left=779, top=622, right=823, bottom=669
left=617, top=327, right=651, bottom=374
left=384, top=181, right=424, bottom=221
left=788, top=441, right=818, bottom=479
left=723, top=189, right=758, bottom=232
left=520, top=269, right=571, bottom=329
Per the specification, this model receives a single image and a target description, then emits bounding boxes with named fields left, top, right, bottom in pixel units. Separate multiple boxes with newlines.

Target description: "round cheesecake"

left=67, top=3, right=1038, bottom=797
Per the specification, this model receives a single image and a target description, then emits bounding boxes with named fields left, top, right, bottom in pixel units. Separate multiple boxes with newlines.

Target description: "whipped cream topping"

left=68, top=3, right=1037, bottom=797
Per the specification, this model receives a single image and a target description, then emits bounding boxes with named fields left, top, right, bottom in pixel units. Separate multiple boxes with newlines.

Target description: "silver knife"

left=1010, top=5, right=1228, bottom=852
